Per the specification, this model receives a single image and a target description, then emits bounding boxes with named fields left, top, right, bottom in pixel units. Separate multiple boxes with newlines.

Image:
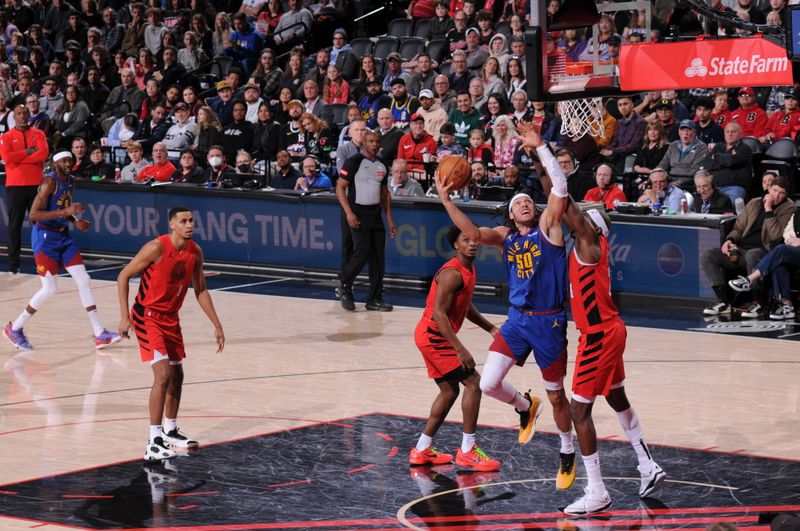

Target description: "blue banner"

left=0, top=184, right=717, bottom=298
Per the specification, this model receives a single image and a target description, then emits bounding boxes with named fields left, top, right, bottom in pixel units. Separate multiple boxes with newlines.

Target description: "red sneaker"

left=409, top=446, right=454, bottom=466
left=455, top=445, right=501, bottom=472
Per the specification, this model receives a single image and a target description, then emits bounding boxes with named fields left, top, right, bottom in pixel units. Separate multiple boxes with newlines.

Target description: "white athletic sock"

left=86, top=309, right=104, bottom=336
left=461, top=432, right=476, bottom=453
left=559, top=431, right=575, bottom=454
left=12, top=310, right=33, bottom=331
left=581, top=452, right=605, bottom=493
left=163, top=417, right=177, bottom=434
left=150, top=425, right=163, bottom=442
left=511, top=391, right=531, bottom=411
left=616, top=408, right=653, bottom=469
left=415, top=433, right=433, bottom=452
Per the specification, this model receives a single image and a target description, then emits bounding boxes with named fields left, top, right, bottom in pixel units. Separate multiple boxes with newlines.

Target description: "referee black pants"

left=340, top=207, right=386, bottom=303
left=6, top=185, right=38, bottom=273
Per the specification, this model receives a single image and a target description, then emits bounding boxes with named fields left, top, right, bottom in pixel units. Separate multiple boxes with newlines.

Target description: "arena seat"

left=413, top=18, right=432, bottom=39
left=760, top=138, right=799, bottom=196
left=388, top=18, right=414, bottom=38
left=210, top=56, right=233, bottom=78
left=349, top=38, right=374, bottom=59
left=373, top=36, right=400, bottom=59
left=426, top=39, right=448, bottom=64
left=399, top=37, right=426, bottom=61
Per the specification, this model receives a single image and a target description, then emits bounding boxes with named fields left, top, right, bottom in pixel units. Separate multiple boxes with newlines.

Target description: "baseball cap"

left=410, top=113, right=425, bottom=122
left=785, top=88, right=799, bottom=99
left=390, top=77, right=406, bottom=86
left=606, top=35, right=621, bottom=46
left=419, top=89, right=434, bottom=99
left=465, top=27, right=479, bottom=37
left=244, top=82, right=260, bottom=92
left=387, top=52, right=402, bottom=62
left=654, top=98, right=672, bottom=111
left=366, top=78, right=382, bottom=86
left=678, top=119, right=695, bottom=130
left=215, top=80, right=232, bottom=91
left=738, top=87, right=754, bottom=97
left=174, top=102, right=189, bottom=111
left=65, top=40, right=81, bottom=51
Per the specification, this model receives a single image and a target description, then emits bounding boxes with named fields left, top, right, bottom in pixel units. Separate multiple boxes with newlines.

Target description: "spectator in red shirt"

left=397, top=114, right=437, bottom=172
left=729, top=87, right=769, bottom=139
left=762, top=88, right=800, bottom=144
left=137, top=142, right=176, bottom=182
left=583, top=162, right=626, bottom=210
left=712, top=89, right=731, bottom=128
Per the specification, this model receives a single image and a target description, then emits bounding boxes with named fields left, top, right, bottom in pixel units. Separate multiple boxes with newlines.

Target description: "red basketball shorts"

left=414, top=320, right=462, bottom=379
left=572, top=317, right=627, bottom=400
left=130, top=304, right=185, bottom=363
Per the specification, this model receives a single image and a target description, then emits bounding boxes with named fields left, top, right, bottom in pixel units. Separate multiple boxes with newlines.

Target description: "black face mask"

left=237, top=164, right=251, bottom=173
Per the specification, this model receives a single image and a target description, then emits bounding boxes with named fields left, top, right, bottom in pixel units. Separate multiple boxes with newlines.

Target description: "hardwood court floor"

left=0, top=272, right=797, bottom=530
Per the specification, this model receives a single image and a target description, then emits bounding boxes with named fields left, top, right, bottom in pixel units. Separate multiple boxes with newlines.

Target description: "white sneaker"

left=563, top=487, right=612, bottom=516
left=638, top=462, right=667, bottom=497
left=703, top=302, right=730, bottom=316
left=144, top=436, right=178, bottom=461
left=769, top=304, right=795, bottom=320
left=162, top=428, right=198, bottom=448
left=728, top=275, right=752, bottom=292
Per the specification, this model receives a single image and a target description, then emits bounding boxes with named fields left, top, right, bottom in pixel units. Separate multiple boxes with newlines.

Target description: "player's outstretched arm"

left=116, top=239, right=163, bottom=338
left=515, top=122, right=567, bottom=243
left=192, top=246, right=225, bottom=353
left=432, top=268, right=476, bottom=372
left=434, top=172, right=507, bottom=247
left=540, top=171, right=602, bottom=264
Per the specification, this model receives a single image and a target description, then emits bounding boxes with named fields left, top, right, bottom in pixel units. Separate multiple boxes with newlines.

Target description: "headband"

left=53, top=151, right=73, bottom=162
left=508, top=193, right=532, bottom=213
left=586, top=209, right=609, bottom=237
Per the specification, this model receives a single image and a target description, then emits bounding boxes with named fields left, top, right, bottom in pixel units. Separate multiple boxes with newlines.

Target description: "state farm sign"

left=619, top=36, right=793, bottom=91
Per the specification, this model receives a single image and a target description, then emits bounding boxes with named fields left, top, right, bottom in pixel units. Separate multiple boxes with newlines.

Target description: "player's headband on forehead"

left=508, top=193, right=532, bottom=213
left=53, top=151, right=73, bottom=162
left=586, top=209, right=609, bottom=237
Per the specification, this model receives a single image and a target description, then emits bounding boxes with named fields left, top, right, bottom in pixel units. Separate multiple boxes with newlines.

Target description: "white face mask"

left=208, top=156, right=222, bottom=168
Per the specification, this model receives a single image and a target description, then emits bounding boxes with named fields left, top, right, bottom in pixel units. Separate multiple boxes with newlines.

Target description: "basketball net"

left=557, top=96, right=605, bottom=140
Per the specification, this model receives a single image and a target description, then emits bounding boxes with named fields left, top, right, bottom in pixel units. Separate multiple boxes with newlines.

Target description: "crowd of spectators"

left=2, top=0, right=799, bottom=317
left=0, top=0, right=795, bottom=205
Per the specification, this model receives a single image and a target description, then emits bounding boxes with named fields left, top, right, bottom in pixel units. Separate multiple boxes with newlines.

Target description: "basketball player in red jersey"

left=117, top=206, right=225, bottom=461
left=525, top=126, right=666, bottom=514
left=411, top=226, right=501, bottom=472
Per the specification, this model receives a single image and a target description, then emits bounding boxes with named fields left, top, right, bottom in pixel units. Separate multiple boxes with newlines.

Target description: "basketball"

left=437, top=155, right=472, bottom=190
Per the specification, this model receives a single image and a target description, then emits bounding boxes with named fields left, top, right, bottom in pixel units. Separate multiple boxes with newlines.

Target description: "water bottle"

left=114, top=167, right=121, bottom=183
left=462, top=187, right=470, bottom=203
left=680, top=197, right=688, bottom=214
left=734, top=197, right=745, bottom=215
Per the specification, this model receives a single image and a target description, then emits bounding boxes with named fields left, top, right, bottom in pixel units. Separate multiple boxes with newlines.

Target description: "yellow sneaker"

left=516, top=391, right=542, bottom=445
left=556, top=452, right=576, bottom=490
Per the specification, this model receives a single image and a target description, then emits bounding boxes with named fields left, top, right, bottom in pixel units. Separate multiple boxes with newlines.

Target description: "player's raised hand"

left=119, top=315, right=131, bottom=339
left=215, top=325, right=225, bottom=353
left=515, top=121, right=544, bottom=149
left=434, top=171, right=453, bottom=203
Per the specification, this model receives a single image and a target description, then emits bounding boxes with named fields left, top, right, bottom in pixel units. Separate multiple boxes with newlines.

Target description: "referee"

left=336, top=130, right=396, bottom=311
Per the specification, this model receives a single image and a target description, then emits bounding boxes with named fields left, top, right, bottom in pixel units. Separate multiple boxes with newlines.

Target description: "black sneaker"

left=365, top=300, right=393, bottom=312
left=339, top=291, right=355, bottom=312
